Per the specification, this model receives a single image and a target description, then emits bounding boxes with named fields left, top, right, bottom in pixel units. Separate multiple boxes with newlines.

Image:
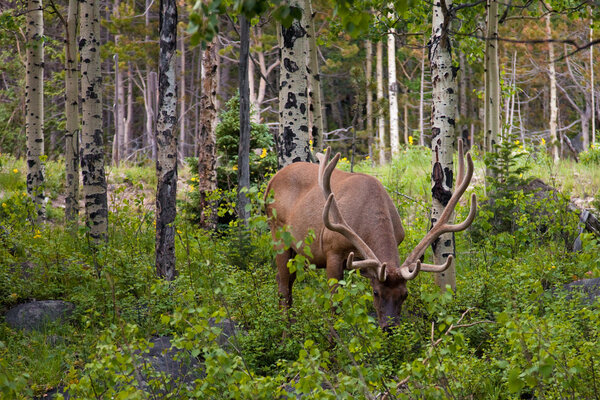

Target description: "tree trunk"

left=155, top=0, right=178, bottom=280
left=484, top=0, right=500, bottom=158
left=112, top=53, right=123, bottom=166
left=303, top=0, right=324, bottom=152
left=238, top=15, right=251, bottom=223
left=179, top=26, right=186, bottom=160
left=198, top=38, right=218, bottom=229
left=545, top=13, right=559, bottom=162
left=144, top=71, right=158, bottom=161
left=366, top=40, right=374, bottom=161
left=376, top=40, right=386, bottom=164
left=25, top=0, right=45, bottom=218
left=124, top=63, right=133, bottom=158
left=65, top=0, right=79, bottom=222
left=276, top=0, right=310, bottom=167
left=388, top=25, right=399, bottom=157
left=591, top=10, right=596, bottom=145
left=403, top=101, right=409, bottom=145
left=144, top=0, right=156, bottom=161
left=430, top=0, right=457, bottom=291
left=248, top=34, right=257, bottom=122
left=419, top=48, right=426, bottom=146
left=80, top=0, right=108, bottom=243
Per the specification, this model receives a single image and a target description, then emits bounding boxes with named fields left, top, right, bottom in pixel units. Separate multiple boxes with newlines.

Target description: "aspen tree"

left=376, top=40, right=386, bottom=164
left=25, top=0, right=45, bottom=218
left=198, top=38, right=218, bottom=229
left=80, top=0, right=108, bottom=242
left=430, top=0, right=457, bottom=291
left=388, top=22, right=399, bottom=157
left=277, top=0, right=310, bottom=167
left=155, top=0, right=178, bottom=280
left=65, top=0, right=79, bottom=222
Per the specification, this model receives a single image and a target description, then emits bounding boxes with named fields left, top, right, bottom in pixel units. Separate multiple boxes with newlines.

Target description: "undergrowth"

left=0, top=150, right=599, bottom=399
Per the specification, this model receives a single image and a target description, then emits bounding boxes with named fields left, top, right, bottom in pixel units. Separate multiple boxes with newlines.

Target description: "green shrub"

left=215, top=93, right=277, bottom=191
left=580, top=143, right=600, bottom=166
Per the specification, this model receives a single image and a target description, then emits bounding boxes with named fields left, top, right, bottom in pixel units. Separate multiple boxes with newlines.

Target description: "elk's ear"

left=358, top=263, right=386, bottom=282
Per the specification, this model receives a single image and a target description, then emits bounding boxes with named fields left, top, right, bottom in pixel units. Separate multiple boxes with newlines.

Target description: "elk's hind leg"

left=276, top=248, right=297, bottom=309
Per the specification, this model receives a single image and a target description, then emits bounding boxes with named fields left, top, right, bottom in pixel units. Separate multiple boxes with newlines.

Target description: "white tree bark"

left=80, top=0, right=108, bottom=242
left=198, top=38, right=218, bottom=229
left=545, top=14, right=560, bottom=162
left=112, top=52, right=124, bottom=166
left=277, top=0, right=310, bottom=167
left=388, top=24, right=399, bottom=157
left=303, top=0, right=324, bottom=151
left=124, top=63, right=133, bottom=157
left=366, top=40, right=374, bottom=160
left=155, top=0, right=178, bottom=280
left=430, top=0, right=457, bottom=291
left=376, top=40, right=386, bottom=164
left=65, top=0, right=79, bottom=222
left=25, top=0, right=45, bottom=217
left=484, top=0, right=500, bottom=158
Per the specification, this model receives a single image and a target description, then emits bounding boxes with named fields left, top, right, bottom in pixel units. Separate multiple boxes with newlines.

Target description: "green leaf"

left=507, top=368, right=524, bottom=393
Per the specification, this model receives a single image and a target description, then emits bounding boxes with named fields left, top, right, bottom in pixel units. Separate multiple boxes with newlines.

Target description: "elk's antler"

left=399, top=139, right=477, bottom=279
left=317, top=148, right=387, bottom=282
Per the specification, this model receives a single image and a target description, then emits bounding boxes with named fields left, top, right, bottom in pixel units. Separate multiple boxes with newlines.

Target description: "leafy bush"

left=580, top=143, right=600, bottom=165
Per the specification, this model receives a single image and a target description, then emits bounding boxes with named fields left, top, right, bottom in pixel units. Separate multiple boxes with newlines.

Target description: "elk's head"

left=317, top=142, right=476, bottom=331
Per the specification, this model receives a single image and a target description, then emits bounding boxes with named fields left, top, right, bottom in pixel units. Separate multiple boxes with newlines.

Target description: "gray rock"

left=141, top=336, right=202, bottom=384
left=209, top=317, right=242, bottom=348
left=563, top=278, right=600, bottom=305
left=5, top=300, right=75, bottom=331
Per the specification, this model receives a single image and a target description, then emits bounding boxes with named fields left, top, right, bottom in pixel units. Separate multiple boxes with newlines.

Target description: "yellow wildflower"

left=341, top=157, right=347, bottom=162
left=260, top=148, right=267, bottom=159
left=232, top=165, right=238, bottom=171
left=33, top=229, right=41, bottom=239
left=365, top=155, right=370, bottom=160
left=1, top=203, right=6, bottom=208
left=541, top=138, right=546, bottom=146
left=408, top=136, right=414, bottom=145
left=190, top=177, right=197, bottom=182
left=519, top=145, right=523, bottom=150
left=189, top=185, right=194, bottom=191
left=12, top=168, right=18, bottom=173
left=177, top=229, right=182, bottom=234
left=10, top=293, right=17, bottom=299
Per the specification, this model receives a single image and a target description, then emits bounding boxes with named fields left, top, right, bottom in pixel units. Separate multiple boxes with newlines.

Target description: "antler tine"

left=346, top=253, right=388, bottom=282
left=456, top=139, right=465, bottom=187
left=400, top=259, right=421, bottom=280
left=318, top=147, right=340, bottom=199
left=400, top=146, right=477, bottom=272
left=419, top=254, right=453, bottom=273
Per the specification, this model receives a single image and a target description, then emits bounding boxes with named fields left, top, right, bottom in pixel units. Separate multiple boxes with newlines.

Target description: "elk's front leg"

left=276, top=248, right=296, bottom=309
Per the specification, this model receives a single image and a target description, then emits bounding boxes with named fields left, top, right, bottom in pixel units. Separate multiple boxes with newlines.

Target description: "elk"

left=265, top=141, right=477, bottom=330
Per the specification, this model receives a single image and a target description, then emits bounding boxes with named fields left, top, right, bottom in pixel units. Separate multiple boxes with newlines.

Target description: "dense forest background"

left=1, top=0, right=600, bottom=398
left=0, top=0, right=598, bottom=161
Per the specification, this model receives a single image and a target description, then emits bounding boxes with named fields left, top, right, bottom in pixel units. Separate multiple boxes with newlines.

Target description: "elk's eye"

left=373, top=291, right=379, bottom=297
